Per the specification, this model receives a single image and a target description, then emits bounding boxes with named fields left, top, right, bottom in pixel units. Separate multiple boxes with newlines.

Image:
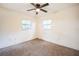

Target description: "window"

left=43, top=20, right=52, bottom=29
left=21, top=20, right=32, bottom=30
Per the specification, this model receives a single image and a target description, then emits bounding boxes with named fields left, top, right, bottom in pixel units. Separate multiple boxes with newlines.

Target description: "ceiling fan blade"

left=27, top=9, right=35, bottom=11
left=41, top=3, right=49, bottom=8
left=31, top=3, right=36, bottom=7
left=40, top=9, right=47, bottom=13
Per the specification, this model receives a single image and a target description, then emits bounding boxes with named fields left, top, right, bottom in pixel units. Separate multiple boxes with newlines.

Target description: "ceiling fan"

left=27, top=3, right=49, bottom=15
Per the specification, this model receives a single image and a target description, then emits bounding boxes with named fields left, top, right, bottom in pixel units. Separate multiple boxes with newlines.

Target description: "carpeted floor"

left=0, top=38, right=79, bottom=56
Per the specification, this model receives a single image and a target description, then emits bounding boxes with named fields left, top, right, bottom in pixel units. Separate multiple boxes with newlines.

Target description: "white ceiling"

left=0, top=3, right=78, bottom=16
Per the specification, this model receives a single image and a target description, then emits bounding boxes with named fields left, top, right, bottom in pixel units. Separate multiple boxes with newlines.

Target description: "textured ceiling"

left=0, top=3, right=78, bottom=16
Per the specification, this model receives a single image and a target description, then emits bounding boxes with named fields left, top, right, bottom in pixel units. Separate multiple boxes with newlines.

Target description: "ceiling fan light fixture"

left=27, top=3, right=49, bottom=15
left=36, top=8, right=40, bottom=12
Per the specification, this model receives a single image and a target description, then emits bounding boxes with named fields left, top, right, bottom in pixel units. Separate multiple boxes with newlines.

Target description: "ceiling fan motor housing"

left=36, top=4, right=40, bottom=8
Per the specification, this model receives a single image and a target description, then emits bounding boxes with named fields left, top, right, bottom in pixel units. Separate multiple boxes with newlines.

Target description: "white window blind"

left=21, top=20, right=32, bottom=30
left=43, top=20, right=52, bottom=29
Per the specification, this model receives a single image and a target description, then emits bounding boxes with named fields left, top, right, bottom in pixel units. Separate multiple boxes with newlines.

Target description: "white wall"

left=0, top=7, right=35, bottom=48
left=39, top=6, right=79, bottom=50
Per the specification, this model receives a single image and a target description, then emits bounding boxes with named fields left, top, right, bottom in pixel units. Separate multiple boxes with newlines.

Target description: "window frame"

left=42, top=20, right=52, bottom=30
left=21, top=20, right=32, bottom=30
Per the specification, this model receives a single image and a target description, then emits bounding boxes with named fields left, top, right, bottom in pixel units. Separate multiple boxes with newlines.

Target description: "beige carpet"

left=0, top=38, right=79, bottom=56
